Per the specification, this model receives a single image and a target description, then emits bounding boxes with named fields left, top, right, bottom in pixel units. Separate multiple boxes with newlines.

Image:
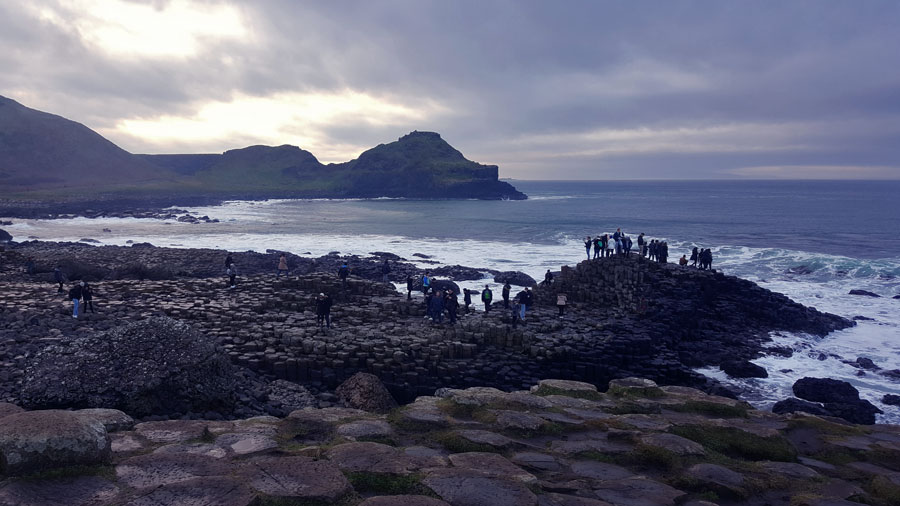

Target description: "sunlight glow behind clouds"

left=107, top=91, right=448, bottom=161
left=33, top=0, right=248, bottom=58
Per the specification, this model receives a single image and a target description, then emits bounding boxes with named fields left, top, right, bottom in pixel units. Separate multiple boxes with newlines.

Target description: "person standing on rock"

left=543, top=269, right=554, bottom=286
left=511, top=295, right=522, bottom=328
left=338, top=263, right=350, bottom=288
left=54, top=266, right=65, bottom=293
left=445, top=289, right=459, bottom=324
left=277, top=253, right=289, bottom=278
left=82, top=282, right=95, bottom=313
left=481, top=284, right=493, bottom=313
left=690, top=247, right=699, bottom=267
left=463, top=288, right=472, bottom=314
left=25, top=257, right=35, bottom=275
left=429, top=289, right=444, bottom=323
left=593, top=236, right=602, bottom=259
left=225, top=254, right=233, bottom=271
left=502, top=282, right=511, bottom=308
left=556, top=292, right=567, bottom=317
left=584, top=236, right=592, bottom=260
left=522, top=287, right=533, bottom=319
left=602, top=234, right=611, bottom=257
left=381, top=259, right=391, bottom=282
left=625, top=235, right=633, bottom=256
left=659, top=242, right=668, bottom=264
left=227, top=263, right=238, bottom=289
left=316, top=293, right=332, bottom=329
left=638, top=233, right=646, bottom=256
left=68, top=281, right=84, bottom=318
left=422, top=271, right=431, bottom=295
left=406, top=275, right=414, bottom=300
left=515, top=289, right=528, bottom=321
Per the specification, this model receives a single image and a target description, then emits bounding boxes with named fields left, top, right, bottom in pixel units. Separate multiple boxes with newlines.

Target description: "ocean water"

left=6, top=180, right=900, bottom=422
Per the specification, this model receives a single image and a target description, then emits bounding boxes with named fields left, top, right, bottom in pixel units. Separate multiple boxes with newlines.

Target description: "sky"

left=2, top=0, right=899, bottom=180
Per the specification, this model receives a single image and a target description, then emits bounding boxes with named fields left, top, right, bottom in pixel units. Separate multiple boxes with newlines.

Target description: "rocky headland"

left=2, top=240, right=899, bottom=504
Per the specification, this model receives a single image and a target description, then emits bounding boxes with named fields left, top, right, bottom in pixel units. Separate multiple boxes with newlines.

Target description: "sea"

left=6, top=180, right=900, bottom=423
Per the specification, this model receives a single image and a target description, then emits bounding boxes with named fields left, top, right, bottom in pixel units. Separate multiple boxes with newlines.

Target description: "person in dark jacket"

left=82, top=282, right=95, bottom=313
left=584, top=236, right=592, bottom=260
left=54, top=266, right=65, bottom=293
left=381, top=260, right=391, bottom=282
left=406, top=275, right=414, bottom=300
left=543, top=269, right=554, bottom=285
left=315, top=293, right=333, bottom=328
left=445, top=289, right=459, bottom=324
left=482, top=284, right=493, bottom=313
left=463, top=288, right=472, bottom=314
left=593, top=236, right=602, bottom=259
left=502, top=282, right=511, bottom=308
left=429, top=289, right=444, bottom=323
left=338, top=263, right=349, bottom=287
left=690, top=247, right=699, bottom=267
left=659, top=242, right=668, bottom=263
left=68, top=282, right=84, bottom=318
left=25, top=257, right=35, bottom=275
left=511, top=295, right=522, bottom=328
left=638, top=233, right=646, bottom=256
left=225, top=254, right=233, bottom=270
left=515, top=289, right=527, bottom=321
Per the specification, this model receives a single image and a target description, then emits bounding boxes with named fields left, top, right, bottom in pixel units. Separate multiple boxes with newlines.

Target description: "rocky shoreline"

left=0, top=240, right=863, bottom=419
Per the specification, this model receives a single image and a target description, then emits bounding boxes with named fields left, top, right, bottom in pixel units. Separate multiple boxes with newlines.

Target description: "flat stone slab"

left=74, top=408, right=135, bottom=432
left=327, top=441, right=413, bottom=474
left=563, top=408, right=616, bottom=421
left=337, top=419, right=394, bottom=439
left=495, top=410, right=547, bottom=431
left=592, top=477, right=685, bottom=506
left=539, top=493, right=616, bottom=506
left=684, top=463, right=744, bottom=496
left=456, top=430, right=515, bottom=448
left=215, top=433, right=278, bottom=456
left=761, top=461, right=821, bottom=479
left=116, top=453, right=230, bottom=489
left=405, top=446, right=450, bottom=468
left=639, top=433, right=705, bottom=455
left=153, top=442, right=229, bottom=459
left=534, top=379, right=599, bottom=394
left=549, top=438, right=632, bottom=455
left=241, top=456, right=351, bottom=501
left=423, top=468, right=538, bottom=506
left=360, top=496, right=451, bottom=506
left=0, top=403, right=24, bottom=420
left=287, top=407, right=368, bottom=423
left=569, top=461, right=636, bottom=481
left=538, top=412, right=585, bottom=426
left=0, top=476, right=119, bottom=506
left=614, top=414, right=672, bottom=431
left=512, top=452, right=563, bottom=472
left=111, top=434, right=144, bottom=454
left=448, top=452, right=537, bottom=484
left=134, top=420, right=210, bottom=443
left=125, top=476, right=256, bottom=506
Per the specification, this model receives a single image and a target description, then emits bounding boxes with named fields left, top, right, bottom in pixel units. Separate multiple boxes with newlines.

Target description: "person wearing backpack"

left=338, top=263, right=349, bottom=287
left=481, top=284, right=493, bottom=313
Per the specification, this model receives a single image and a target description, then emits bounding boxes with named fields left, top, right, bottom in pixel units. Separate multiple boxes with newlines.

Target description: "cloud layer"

left=2, top=0, right=899, bottom=179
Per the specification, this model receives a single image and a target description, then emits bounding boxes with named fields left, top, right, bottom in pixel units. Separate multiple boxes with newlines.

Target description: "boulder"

left=793, top=377, right=860, bottom=404
left=0, top=229, right=11, bottom=242
left=336, top=372, right=398, bottom=413
left=493, top=271, right=537, bottom=287
left=721, top=360, right=768, bottom=378
left=855, top=357, right=879, bottom=370
left=848, top=289, right=880, bottom=297
left=20, top=317, right=240, bottom=418
left=0, top=402, right=24, bottom=419
left=883, top=394, right=900, bottom=406
left=0, top=410, right=110, bottom=475
left=772, top=398, right=831, bottom=417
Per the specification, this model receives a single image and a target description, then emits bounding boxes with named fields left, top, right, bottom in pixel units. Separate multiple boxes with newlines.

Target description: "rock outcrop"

left=0, top=410, right=110, bottom=475
left=776, top=377, right=885, bottom=425
left=20, top=317, right=240, bottom=417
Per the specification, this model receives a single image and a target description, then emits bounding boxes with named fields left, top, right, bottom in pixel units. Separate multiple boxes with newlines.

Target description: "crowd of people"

left=582, top=229, right=716, bottom=270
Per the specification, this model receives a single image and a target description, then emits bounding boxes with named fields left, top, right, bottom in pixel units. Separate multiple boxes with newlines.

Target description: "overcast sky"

left=2, top=0, right=899, bottom=179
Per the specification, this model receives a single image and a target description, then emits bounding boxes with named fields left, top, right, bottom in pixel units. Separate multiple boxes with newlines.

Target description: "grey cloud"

left=1, top=0, right=899, bottom=177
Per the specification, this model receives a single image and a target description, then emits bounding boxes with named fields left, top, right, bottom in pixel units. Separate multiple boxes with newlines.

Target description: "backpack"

left=482, top=289, right=492, bottom=302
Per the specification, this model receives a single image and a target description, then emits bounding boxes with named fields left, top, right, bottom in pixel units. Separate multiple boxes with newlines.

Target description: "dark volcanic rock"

left=793, top=377, right=861, bottom=404
left=855, top=357, right=879, bottom=370
left=883, top=394, right=900, bottom=406
left=493, top=271, right=537, bottom=287
left=21, top=317, right=240, bottom=417
left=0, top=228, right=12, bottom=242
left=848, top=289, right=880, bottom=297
left=791, top=377, right=883, bottom=424
left=721, top=360, right=768, bottom=378
left=771, top=398, right=831, bottom=417
left=336, top=373, right=398, bottom=413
